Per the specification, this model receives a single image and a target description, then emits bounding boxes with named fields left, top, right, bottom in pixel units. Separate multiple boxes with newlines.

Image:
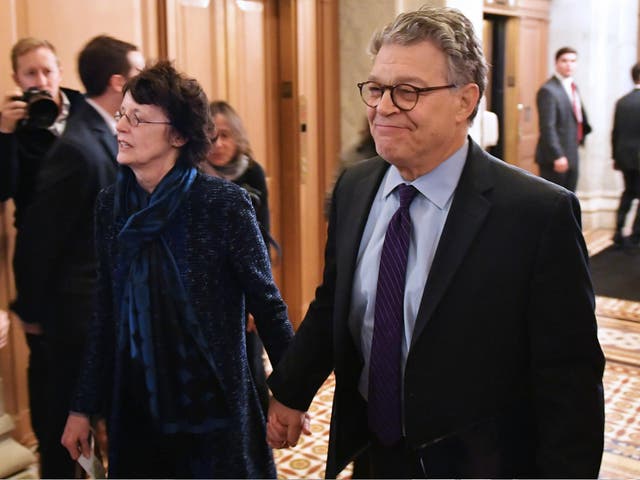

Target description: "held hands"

left=60, top=413, right=92, bottom=461
left=266, top=396, right=311, bottom=449
left=0, top=89, right=27, bottom=134
left=553, top=156, right=569, bottom=173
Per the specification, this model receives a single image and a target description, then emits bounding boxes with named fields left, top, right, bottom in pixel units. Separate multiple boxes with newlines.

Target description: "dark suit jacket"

left=0, top=87, right=85, bottom=227
left=612, top=88, right=640, bottom=171
left=268, top=139, right=605, bottom=478
left=535, top=76, right=592, bottom=169
left=11, top=100, right=118, bottom=338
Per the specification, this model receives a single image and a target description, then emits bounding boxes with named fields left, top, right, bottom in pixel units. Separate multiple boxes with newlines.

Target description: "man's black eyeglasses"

left=357, top=81, right=457, bottom=112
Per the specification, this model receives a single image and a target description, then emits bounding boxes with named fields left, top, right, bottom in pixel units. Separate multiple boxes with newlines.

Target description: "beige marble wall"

left=338, top=0, right=395, bottom=153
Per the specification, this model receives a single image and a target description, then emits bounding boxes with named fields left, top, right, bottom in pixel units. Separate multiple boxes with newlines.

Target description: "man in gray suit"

left=611, top=62, right=640, bottom=247
left=266, top=7, right=604, bottom=478
left=535, top=46, right=592, bottom=192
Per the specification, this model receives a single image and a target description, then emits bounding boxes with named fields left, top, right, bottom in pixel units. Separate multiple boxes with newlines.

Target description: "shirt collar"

left=554, top=72, right=573, bottom=87
left=85, top=97, right=118, bottom=135
left=48, top=89, right=70, bottom=136
left=382, top=139, right=468, bottom=210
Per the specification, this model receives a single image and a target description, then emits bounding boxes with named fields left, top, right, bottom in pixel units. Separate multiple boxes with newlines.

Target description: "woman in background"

left=201, top=100, right=274, bottom=416
left=61, top=62, right=295, bottom=478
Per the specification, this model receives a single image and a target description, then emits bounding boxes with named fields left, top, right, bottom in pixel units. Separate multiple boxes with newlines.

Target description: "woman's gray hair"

left=209, top=100, right=254, bottom=160
left=369, top=6, right=488, bottom=121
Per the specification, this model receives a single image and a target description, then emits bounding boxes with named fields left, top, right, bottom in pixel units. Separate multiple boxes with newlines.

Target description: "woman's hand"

left=60, top=413, right=92, bottom=460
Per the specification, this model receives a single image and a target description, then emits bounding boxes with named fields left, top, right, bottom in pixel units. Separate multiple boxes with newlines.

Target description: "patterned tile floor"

left=275, top=229, right=640, bottom=479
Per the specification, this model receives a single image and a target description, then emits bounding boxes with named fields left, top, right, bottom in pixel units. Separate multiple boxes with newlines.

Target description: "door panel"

left=516, top=17, right=547, bottom=174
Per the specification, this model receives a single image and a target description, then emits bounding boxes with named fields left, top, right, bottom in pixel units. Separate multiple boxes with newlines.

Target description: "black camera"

left=12, top=87, right=59, bottom=129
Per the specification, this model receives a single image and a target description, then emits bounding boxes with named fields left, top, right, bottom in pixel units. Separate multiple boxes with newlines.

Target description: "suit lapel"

left=551, top=76, right=579, bottom=123
left=335, top=158, right=388, bottom=342
left=338, top=158, right=388, bottom=272
left=410, top=141, right=493, bottom=348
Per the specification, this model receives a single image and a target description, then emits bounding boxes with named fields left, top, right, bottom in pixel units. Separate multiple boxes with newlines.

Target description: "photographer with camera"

left=0, top=38, right=85, bottom=227
left=0, top=37, right=84, bottom=476
left=9, top=35, right=144, bottom=478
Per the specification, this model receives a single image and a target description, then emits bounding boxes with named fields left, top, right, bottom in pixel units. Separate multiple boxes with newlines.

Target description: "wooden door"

left=484, top=1, right=549, bottom=173
left=165, top=0, right=339, bottom=327
left=510, top=15, right=548, bottom=173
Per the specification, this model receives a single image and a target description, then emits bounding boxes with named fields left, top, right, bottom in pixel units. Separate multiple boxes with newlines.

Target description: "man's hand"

left=553, top=156, right=569, bottom=173
left=61, top=413, right=92, bottom=461
left=0, top=89, right=27, bottom=134
left=11, top=311, right=43, bottom=335
left=266, top=396, right=311, bottom=449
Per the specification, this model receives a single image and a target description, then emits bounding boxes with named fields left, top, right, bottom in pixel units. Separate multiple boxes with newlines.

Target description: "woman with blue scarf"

left=61, top=61, right=297, bottom=478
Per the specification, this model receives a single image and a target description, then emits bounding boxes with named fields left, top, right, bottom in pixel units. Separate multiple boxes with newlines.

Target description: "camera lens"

left=26, top=94, right=58, bottom=129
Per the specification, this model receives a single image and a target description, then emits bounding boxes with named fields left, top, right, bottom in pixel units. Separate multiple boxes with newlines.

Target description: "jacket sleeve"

left=227, top=187, right=293, bottom=366
left=0, top=132, right=19, bottom=201
left=11, top=140, right=91, bottom=325
left=527, top=191, right=605, bottom=477
left=266, top=172, right=343, bottom=411
left=536, top=87, right=565, bottom=163
left=70, top=192, right=114, bottom=415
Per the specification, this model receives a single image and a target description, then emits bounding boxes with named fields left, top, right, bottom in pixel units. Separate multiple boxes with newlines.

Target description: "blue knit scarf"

left=115, top=163, right=230, bottom=433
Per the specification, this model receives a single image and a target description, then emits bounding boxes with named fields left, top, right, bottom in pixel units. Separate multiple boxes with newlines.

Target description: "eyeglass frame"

left=114, top=110, right=172, bottom=127
left=356, top=81, right=457, bottom=112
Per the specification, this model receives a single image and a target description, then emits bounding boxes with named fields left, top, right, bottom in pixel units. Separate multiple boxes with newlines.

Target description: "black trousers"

left=616, top=169, right=640, bottom=236
left=362, top=436, right=426, bottom=479
left=37, top=292, right=91, bottom=479
left=25, top=333, right=48, bottom=448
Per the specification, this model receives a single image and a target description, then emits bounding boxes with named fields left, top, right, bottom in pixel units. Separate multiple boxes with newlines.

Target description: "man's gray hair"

left=369, top=5, right=488, bottom=121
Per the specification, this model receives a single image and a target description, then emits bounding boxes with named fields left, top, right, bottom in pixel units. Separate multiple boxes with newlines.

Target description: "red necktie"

left=571, top=82, right=583, bottom=143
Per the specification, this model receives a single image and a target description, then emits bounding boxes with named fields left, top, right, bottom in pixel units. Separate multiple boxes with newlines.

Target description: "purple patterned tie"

left=368, top=183, right=418, bottom=446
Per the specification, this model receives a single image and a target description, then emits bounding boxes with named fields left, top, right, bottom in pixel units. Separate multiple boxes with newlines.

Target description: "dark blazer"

left=612, top=88, right=640, bottom=171
left=11, top=100, right=118, bottom=335
left=0, top=87, right=85, bottom=227
left=268, top=139, right=605, bottom=478
left=535, top=76, right=592, bottom=169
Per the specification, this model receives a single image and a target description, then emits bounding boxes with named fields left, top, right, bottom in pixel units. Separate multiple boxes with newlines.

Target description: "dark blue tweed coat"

left=72, top=172, right=293, bottom=477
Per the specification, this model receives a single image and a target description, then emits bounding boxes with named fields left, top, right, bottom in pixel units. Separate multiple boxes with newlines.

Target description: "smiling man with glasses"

left=267, top=5, right=604, bottom=479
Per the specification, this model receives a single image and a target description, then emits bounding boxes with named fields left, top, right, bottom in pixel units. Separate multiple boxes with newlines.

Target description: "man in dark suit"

left=0, top=37, right=85, bottom=464
left=611, top=62, right=640, bottom=247
left=10, top=35, right=143, bottom=478
left=266, top=6, right=605, bottom=479
left=535, top=46, right=592, bottom=192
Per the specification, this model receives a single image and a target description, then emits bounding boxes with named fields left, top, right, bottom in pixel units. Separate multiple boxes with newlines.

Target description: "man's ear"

left=110, top=74, right=127, bottom=93
left=456, top=83, right=480, bottom=123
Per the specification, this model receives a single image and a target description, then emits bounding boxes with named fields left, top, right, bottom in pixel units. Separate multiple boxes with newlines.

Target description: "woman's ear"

left=170, top=131, right=187, bottom=148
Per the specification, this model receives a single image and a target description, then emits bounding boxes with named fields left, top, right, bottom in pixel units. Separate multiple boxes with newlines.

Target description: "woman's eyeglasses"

left=115, top=110, right=171, bottom=127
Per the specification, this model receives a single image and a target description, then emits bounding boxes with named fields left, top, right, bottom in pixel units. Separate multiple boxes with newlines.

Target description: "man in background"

left=611, top=62, right=640, bottom=247
left=0, top=38, right=85, bottom=225
left=10, top=35, right=143, bottom=478
left=0, top=37, right=85, bottom=465
left=267, top=7, right=604, bottom=478
left=535, top=46, right=592, bottom=192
